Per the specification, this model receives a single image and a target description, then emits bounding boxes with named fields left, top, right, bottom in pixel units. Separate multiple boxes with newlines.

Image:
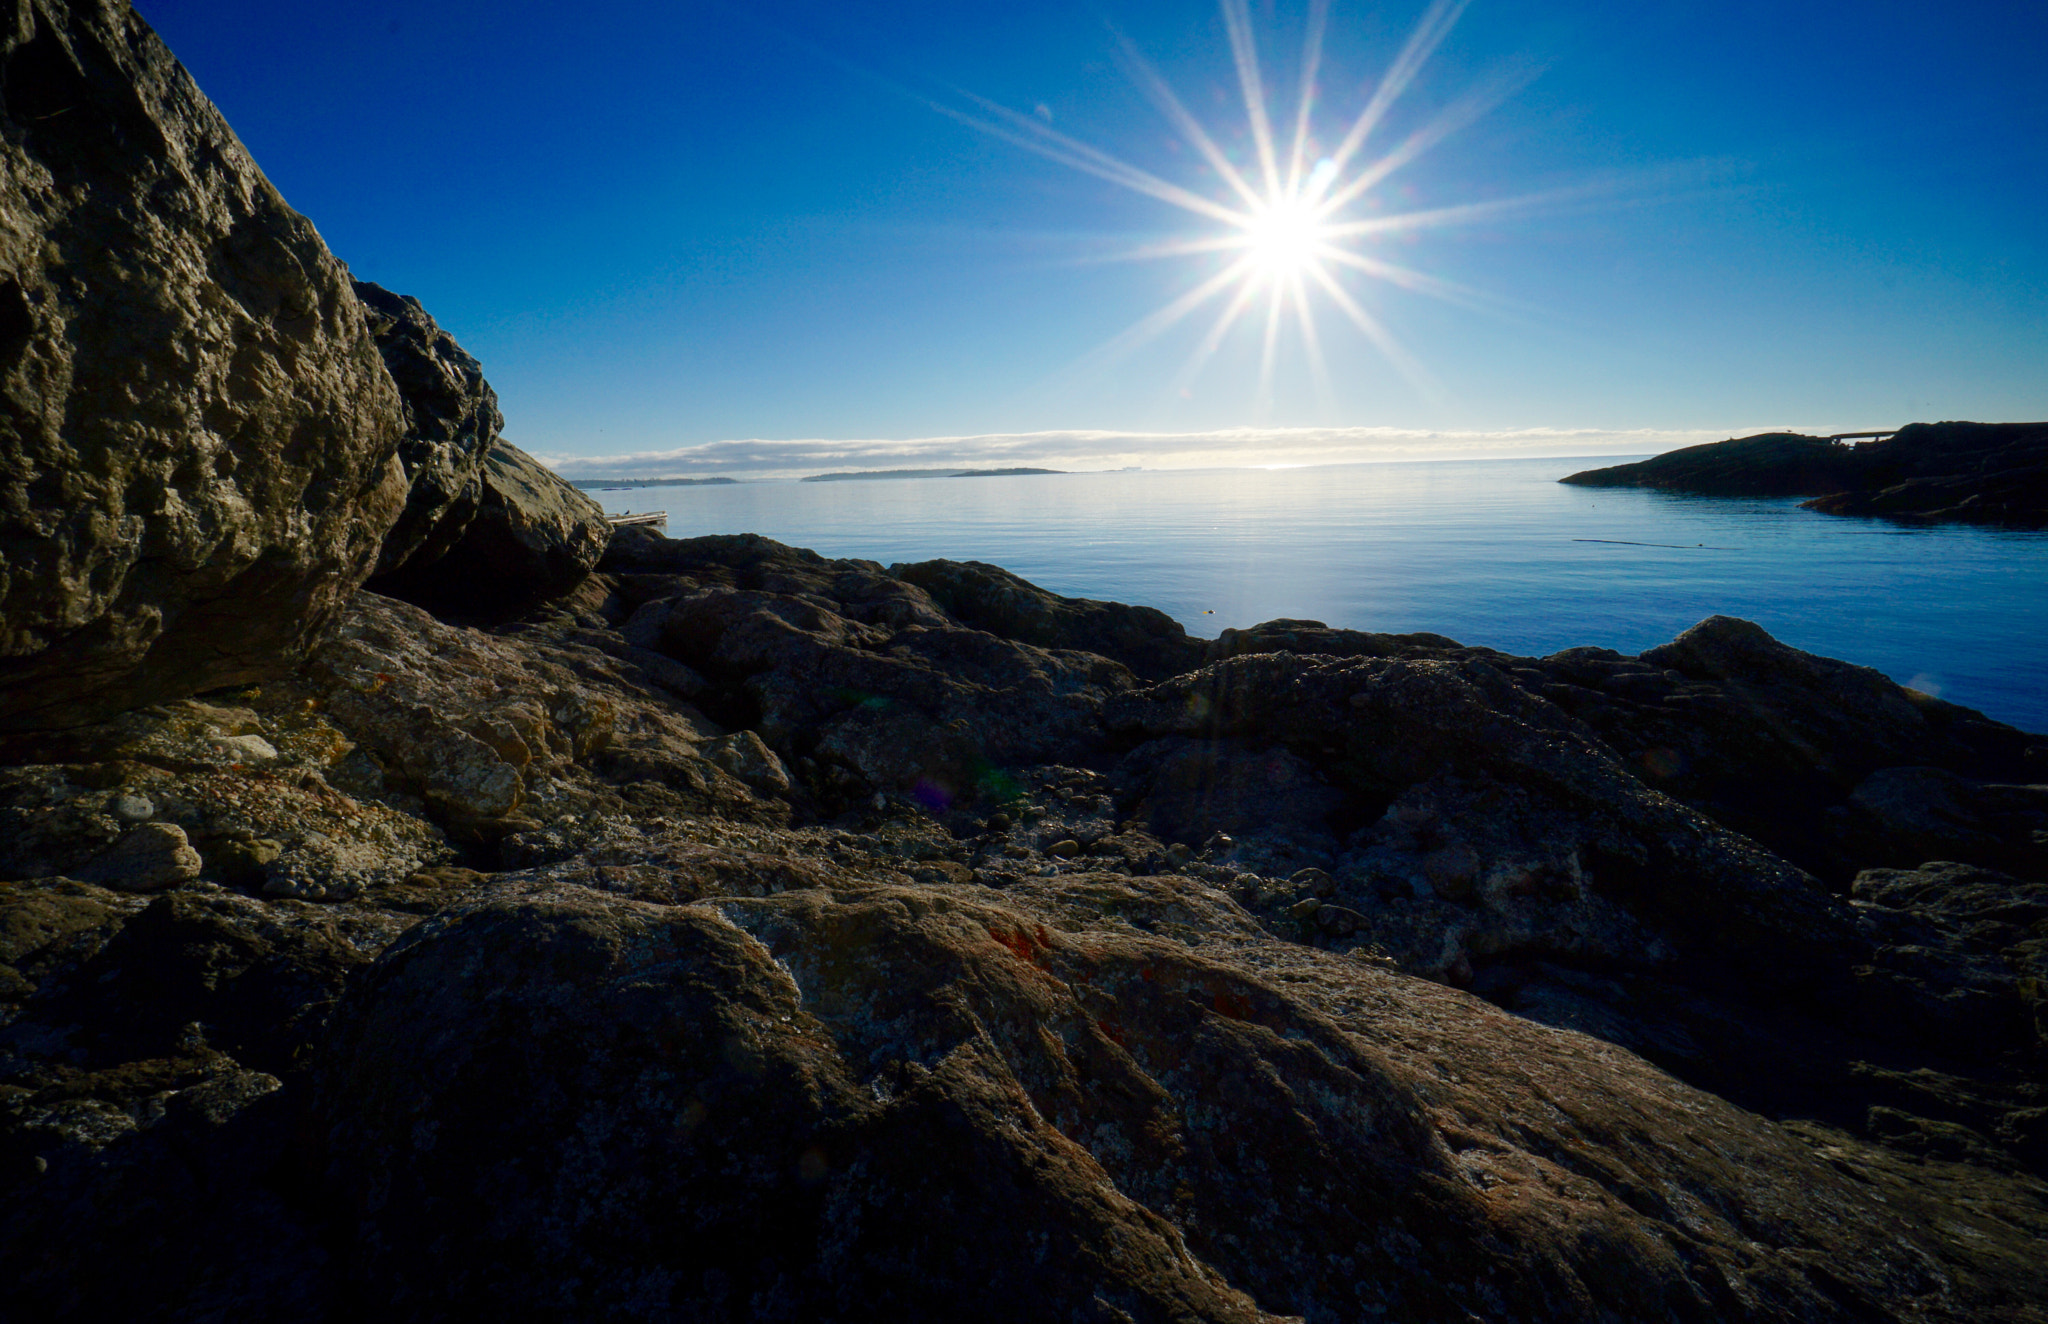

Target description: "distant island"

left=1560, top=420, right=2048, bottom=527
left=567, top=477, right=739, bottom=490
left=801, top=466, right=1066, bottom=483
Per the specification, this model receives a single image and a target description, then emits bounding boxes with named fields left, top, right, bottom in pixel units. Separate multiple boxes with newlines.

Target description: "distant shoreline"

left=801, top=466, right=1066, bottom=484
left=568, top=476, right=738, bottom=490
left=565, top=467, right=1075, bottom=489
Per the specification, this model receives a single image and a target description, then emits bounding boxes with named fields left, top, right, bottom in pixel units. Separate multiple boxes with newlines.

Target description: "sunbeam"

left=939, top=0, right=1542, bottom=404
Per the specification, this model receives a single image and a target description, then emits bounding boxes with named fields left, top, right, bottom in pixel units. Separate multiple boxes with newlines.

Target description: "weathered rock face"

left=1851, top=861, right=2048, bottom=1081
left=1113, top=736, right=1346, bottom=866
left=606, top=530, right=1136, bottom=810
left=370, top=439, right=610, bottom=618
left=0, top=873, right=407, bottom=1318
left=0, top=0, right=408, bottom=731
left=893, top=557, right=1207, bottom=681
left=352, top=280, right=502, bottom=578
left=0, top=586, right=776, bottom=903
left=1107, top=644, right=1865, bottom=989
left=307, top=875, right=2048, bottom=1323
left=1561, top=421, right=2048, bottom=527
left=1206, top=613, right=2047, bottom=886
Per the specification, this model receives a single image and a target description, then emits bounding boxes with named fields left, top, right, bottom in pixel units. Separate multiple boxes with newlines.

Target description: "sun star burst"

left=932, top=0, right=1545, bottom=406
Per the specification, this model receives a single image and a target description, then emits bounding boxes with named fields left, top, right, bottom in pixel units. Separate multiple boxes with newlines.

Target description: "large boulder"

left=352, top=280, right=501, bottom=578
left=0, top=0, right=408, bottom=731
left=369, top=439, right=610, bottom=618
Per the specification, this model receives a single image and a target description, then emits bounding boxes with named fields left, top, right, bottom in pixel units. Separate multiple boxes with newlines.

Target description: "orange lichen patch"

left=1210, top=986, right=1256, bottom=1022
left=986, top=920, right=1057, bottom=970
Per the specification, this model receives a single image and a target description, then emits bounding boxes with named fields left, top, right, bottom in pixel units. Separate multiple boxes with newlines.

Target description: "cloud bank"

left=531, top=424, right=1814, bottom=481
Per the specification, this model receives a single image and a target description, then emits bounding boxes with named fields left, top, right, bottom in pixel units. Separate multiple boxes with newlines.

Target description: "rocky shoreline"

left=6, top=537, right=2047, bottom=1321
left=1560, top=423, right=2048, bottom=527
left=4, top=4, right=2047, bottom=1320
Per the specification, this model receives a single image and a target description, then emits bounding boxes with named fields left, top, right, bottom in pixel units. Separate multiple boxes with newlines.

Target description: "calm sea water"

left=594, top=457, right=2048, bottom=733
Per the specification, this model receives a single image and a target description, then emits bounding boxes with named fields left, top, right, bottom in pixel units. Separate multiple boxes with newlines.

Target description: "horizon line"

left=531, top=421, right=1868, bottom=481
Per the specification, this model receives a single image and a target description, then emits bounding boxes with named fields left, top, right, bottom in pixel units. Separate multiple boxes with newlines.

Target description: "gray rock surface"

left=606, top=532, right=1136, bottom=812
left=305, top=872, right=2048, bottom=1323
left=371, top=439, right=610, bottom=618
left=893, top=556, right=1206, bottom=681
left=0, top=0, right=407, bottom=731
left=353, top=280, right=502, bottom=578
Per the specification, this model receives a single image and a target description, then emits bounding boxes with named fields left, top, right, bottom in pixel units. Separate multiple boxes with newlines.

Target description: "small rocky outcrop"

left=352, top=280, right=503, bottom=578
left=371, top=439, right=612, bottom=618
left=893, top=557, right=1207, bottom=680
left=0, top=0, right=408, bottom=732
left=604, top=528, right=1139, bottom=809
left=346, top=278, right=613, bottom=614
left=1561, top=421, right=2048, bottom=526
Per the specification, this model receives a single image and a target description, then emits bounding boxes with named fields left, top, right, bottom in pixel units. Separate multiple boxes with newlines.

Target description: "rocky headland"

left=4, top=4, right=2048, bottom=1321
left=1560, top=423, right=2048, bottom=527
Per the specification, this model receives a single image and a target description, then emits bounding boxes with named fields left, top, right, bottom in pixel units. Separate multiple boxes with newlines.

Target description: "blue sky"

left=136, top=0, right=2047, bottom=475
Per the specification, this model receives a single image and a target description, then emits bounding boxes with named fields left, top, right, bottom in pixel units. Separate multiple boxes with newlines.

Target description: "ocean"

left=591, top=456, right=2048, bottom=734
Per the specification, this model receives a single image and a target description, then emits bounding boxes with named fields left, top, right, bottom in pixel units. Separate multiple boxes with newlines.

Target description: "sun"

left=931, top=0, right=1542, bottom=403
left=1241, top=196, right=1331, bottom=280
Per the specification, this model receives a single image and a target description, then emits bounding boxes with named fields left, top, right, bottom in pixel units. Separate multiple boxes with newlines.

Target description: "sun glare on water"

left=933, top=0, right=1547, bottom=402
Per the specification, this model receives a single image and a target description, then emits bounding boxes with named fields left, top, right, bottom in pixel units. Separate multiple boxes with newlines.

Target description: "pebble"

left=213, top=734, right=279, bottom=762
left=108, top=793, right=155, bottom=823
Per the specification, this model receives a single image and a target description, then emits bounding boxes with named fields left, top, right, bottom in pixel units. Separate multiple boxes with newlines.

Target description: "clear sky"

left=135, top=0, right=2047, bottom=476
